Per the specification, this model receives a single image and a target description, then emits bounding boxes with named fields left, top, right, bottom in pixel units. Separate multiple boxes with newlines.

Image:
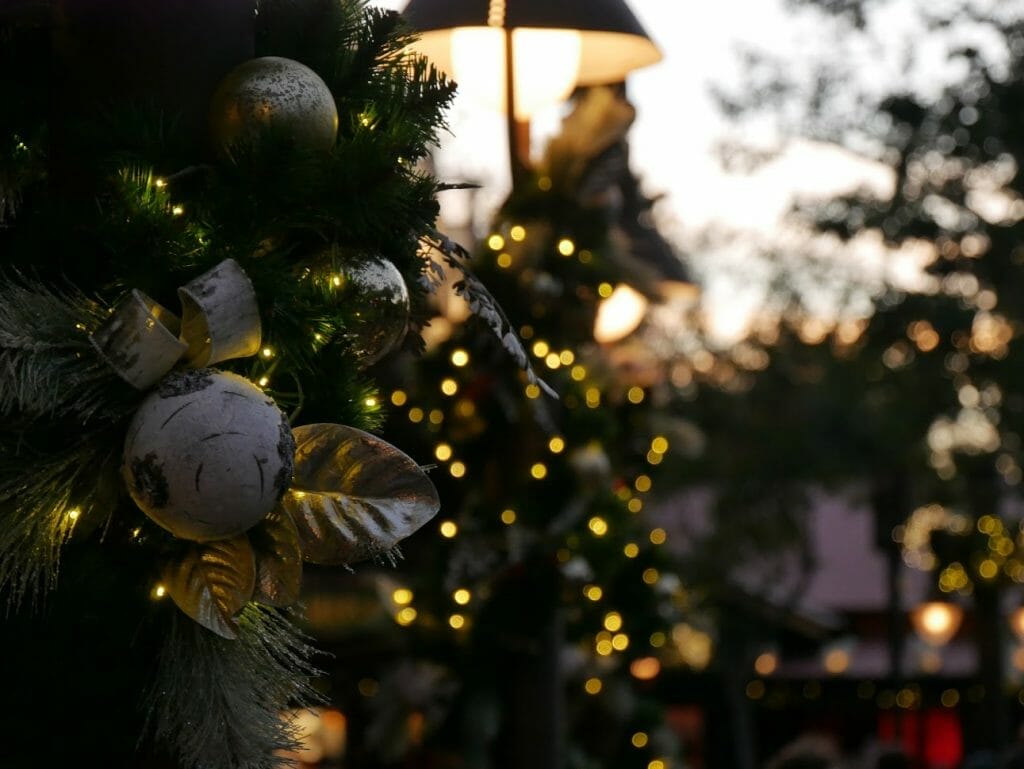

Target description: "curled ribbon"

left=90, top=258, right=262, bottom=389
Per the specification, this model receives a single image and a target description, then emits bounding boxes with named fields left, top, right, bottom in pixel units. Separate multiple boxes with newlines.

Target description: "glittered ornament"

left=340, top=256, right=410, bottom=366
left=209, top=56, right=338, bottom=155
left=123, top=369, right=295, bottom=542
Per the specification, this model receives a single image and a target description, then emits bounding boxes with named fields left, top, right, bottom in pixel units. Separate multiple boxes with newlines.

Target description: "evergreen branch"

left=420, top=230, right=557, bottom=398
left=0, top=273, right=135, bottom=421
left=145, top=604, right=325, bottom=769
left=0, top=436, right=120, bottom=607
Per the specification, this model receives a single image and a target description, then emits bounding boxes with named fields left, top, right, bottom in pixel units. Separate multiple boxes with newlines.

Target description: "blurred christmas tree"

left=0, top=1, right=526, bottom=767
left=318, top=84, right=696, bottom=769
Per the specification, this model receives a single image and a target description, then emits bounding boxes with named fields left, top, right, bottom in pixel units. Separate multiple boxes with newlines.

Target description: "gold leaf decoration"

left=163, top=536, right=256, bottom=639
left=249, top=506, right=302, bottom=607
left=282, top=423, right=440, bottom=566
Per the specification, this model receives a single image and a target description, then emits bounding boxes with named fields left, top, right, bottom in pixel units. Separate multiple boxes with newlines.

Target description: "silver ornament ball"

left=209, top=56, right=338, bottom=154
left=123, top=369, right=296, bottom=542
left=341, top=255, right=410, bottom=366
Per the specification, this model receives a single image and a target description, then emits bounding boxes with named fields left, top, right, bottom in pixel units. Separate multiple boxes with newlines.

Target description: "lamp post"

left=399, top=0, right=662, bottom=185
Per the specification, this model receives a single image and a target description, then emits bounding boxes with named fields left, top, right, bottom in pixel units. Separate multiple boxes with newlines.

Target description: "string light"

left=650, top=528, right=667, bottom=545
left=441, top=378, right=458, bottom=396
left=557, top=239, right=575, bottom=257
left=435, top=444, right=453, bottom=461
left=642, top=568, right=659, bottom=585
left=651, top=436, right=669, bottom=454
left=548, top=437, right=566, bottom=453
left=428, top=409, right=444, bottom=424
left=597, top=282, right=613, bottom=298
left=630, top=659, right=660, bottom=681
left=647, top=450, right=664, bottom=466
left=612, top=633, right=630, bottom=650
left=497, top=253, right=513, bottom=268
left=545, top=352, right=561, bottom=369
left=649, top=631, right=666, bottom=647
left=627, top=498, right=643, bottom=513
left=67, top=508, right=81, bottom=521
left=530, top=463, right=548, bottom=480
left=395, top=607, right=417, bottom=625
left=171, top=205, right=184, bottom=216
left=585, top=388, right=601, bottom=408
left=632, top=732, right=649, bottom=748
left=391, top=390, right=408, bottom=406
left=604, top=612, right=623, bottom=632
left=570, top=365, right=587, bottom=381
left=635, top=475, right=652, bottom=493
left=154, top=178, right=166, bottom=188
left=623, top=543, right=639, bottom=558
left=648, top=760, right=666, bottom=769
left=579, top=249, right=593, bottom=264
left=501, top=509, right=517, bottom=525
left=392, top=588, right=413, bottom=605
left=439, top=520, right=458, bottom=538
left=588, top=517, right=609, bottom=536
left=595, top=638, right=614, bottom=656
left=261, top=346, right=274, bottom=358
left=450, top=461, right=467, bottom=478
left=510, top=225, right=526, bottom=241
left=152, top=584, right=167, bottom=599
left=584, top=585, right=603, bottom=601
left=487, top=234, right=505, bottom=251
left=559, top=350, right=575, bottom=365
left=525, top=383, right=542, bottom=399
left=584, top=678, right=602, bottom=695
left=364, top=397, right=378, bottom=408
left=627, top=386, right=645, bottom=404
left=258, top=376, right=270, bottom=388
left=538, top=176, right=553, bottom=191
left=332, top=274, right=343, bottom=287
left=453, top=588, right=471, bottom=605
left=532, top=341, right=550, bottom=358
left=451, top=349, right=470, bottom=367
left=408, top=407, right=424, bottom=423
left=449, top=614, right=466, bottom=629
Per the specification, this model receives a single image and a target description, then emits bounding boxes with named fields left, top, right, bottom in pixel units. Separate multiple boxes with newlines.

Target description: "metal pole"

left=504, top=27, right=530, bottom=186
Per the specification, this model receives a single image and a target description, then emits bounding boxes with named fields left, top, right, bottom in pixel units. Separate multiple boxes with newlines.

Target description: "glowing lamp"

left=594, top=284, right=649, bottom=343
left=911, top=600, right=964, bottom=647
left=402, top=0, right=660, bottom=118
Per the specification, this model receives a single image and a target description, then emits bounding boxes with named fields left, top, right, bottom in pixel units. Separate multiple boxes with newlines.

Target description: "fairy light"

left=651, top=436, right=669, bottom=454
left=584, top=678, right=602, bottom=695
left=623, top=543, right=639, bottom=558
left=440, top=520, right=458, bottom=538
left=453, top=588, right=471, bottom=605
left=627, top=386, right=645, bottom=404
left=441, top=378, right=458, bottom=396
left=501, top=508, right=517, bottom=524
left=510, top=225, right=526, bottom=241
left=649, top=760, right=666, bottom=769
left=530, top=463, right=548, bottom=480
left=332, top=274, right=343, bottom=287
left=428, top=409, right=444, bottom=424
left=525, top=383, right=542, bottom=399
left=391, top=390, right=408, bottom=406
left=152, top=584, right=167, bottom=599
left=595, top=639, right=614, bottom=656
left=449, top=614, right=466, bottom=629
left=649, top=528, right=667, bottom=545
left=450, top=461, right=467, bottom=478
left=532, top=341, right=550, bottom=358
left=570, top=365, right=587, bottom=381
left=456, top=399, right=476, bottom=417
left=408, top=407, right=424, bottom=423
left=545, top=352, right=561, bottom=369
left=584, top=585, right=603, bottom=601
left=635, top=475, right=652, bottom=493
left=538, top=176, right=553, bottom=191
left=642, top=568, right=659, bottom=585
left=647, top=450, right=664, bottom=466
left=364, top=396, right=378, bottom=408
left=396, top=607, right=417, bottom=625
left=612, top=633, right=630, bottom=651
left=261, top=346, right=274, bottom=359
left=585, top=388, right=601, bottom=408
left=520, top=325, right=534, bottom=339
left=557, top=238, right=575, bottom=256
left=627, top=498, right=643, bottom=513
left=548, top=437, right=566, bottom=453
left=588, top=517, right=609, bottom=536
left=559, top=350, right=575, bottom=365
left=497, top=253, right=513, bottom=268
left=487, top=234, right=505, bottom=251
left=451, top=349, right=470, bottom=367
left=154, top=178, right=166, bottom=188
left=67, top=508, right=81, bottom=521
left=171, top=205, right=184, bottom=216
left=598, top=282, right=613, bottom=298
left=632, top=732, right=649, bottom=748
left=630, top=658, right=661, bottom=681
left=435, top=443, right=453, bottom=461
left=131, top=527, right=142, bottom=539
left=258, top=376, right=270, bottom=388
left=579, top=249, right=593, bottom=264
left=650, top=631, right=666, bottom=647
left=392, top=588, right=413, bottom=605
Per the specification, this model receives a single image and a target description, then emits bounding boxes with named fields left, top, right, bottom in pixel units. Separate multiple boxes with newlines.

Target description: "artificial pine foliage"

left=0, top=1, right=522, bottom=767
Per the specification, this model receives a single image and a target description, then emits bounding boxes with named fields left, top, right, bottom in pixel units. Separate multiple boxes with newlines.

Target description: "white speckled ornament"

left=123, top=369, right=295, bottom=542
left=209, top=56, right=338, bottom=155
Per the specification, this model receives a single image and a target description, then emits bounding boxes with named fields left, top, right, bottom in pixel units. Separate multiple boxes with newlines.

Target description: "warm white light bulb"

left=594, top=284, right=649, bottom=344
left=449, top=27, right=581, bottom=120
left=911, top=601, right=963, bottom=647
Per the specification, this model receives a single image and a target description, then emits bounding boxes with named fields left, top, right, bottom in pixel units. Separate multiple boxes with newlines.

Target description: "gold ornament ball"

left=210, top=56, right=338, bottom=154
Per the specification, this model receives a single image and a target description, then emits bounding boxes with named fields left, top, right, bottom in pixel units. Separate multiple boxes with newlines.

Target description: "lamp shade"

left=401, top=0, right=662, bottom=118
